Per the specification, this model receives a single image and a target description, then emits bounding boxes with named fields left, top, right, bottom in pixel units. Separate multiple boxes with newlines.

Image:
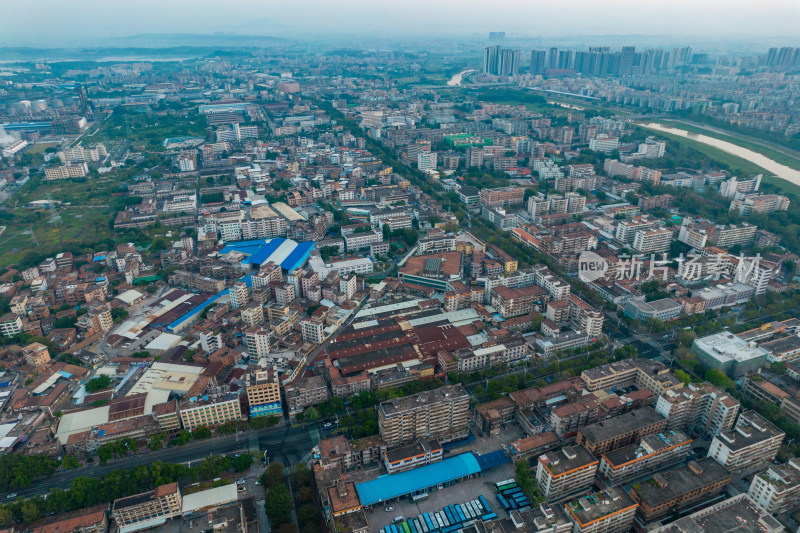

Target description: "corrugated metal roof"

left=355, top=452, right=481, bottom=506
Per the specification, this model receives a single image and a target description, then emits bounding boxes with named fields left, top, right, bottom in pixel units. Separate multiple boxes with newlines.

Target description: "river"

left=447, top=69, right=475, bottom=86
left=642, top=123, right=800, bottom=188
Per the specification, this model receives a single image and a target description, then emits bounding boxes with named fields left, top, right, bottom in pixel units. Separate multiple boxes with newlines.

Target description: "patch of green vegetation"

left=96, top=107, right=207, bottom=151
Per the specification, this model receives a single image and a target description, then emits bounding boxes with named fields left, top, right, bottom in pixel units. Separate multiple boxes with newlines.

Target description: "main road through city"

left=0, top=422, right=318, bottom=500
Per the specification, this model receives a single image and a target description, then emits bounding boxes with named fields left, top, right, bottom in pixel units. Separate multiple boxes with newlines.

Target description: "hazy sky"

left=2, top=0, right=799, bottom=48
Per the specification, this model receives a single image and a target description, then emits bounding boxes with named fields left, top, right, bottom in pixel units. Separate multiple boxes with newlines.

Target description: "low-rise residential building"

left=27, top=503, right=109, bottom=533
left=383, top=439, right=443, bottom=474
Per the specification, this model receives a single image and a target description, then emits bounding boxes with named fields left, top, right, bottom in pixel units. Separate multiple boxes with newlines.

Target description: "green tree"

left=264, top=462, right=286, bottom=489
left=84, top=375, right=111, bottom=393
left=771, top=362, right=787, bottom=375
left=193, top=426, right=212, bottom=440
left=705, top=369, right=735, bottom=390
left=233, top=454, right=254, bottom=472
left=674, top=369, right=692, bottom=385
left=265, top=485, right=294, bottom=527
left=61, top=455, right=81, bottom=470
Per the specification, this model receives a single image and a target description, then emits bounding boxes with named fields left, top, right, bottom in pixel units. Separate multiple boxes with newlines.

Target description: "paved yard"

left=365, top=462, right=515, bottom=533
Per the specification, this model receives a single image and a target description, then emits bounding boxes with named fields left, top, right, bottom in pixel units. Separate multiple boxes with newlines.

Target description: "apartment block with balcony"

left=655, top=383, right=740, bottom=438
left=378, top=384, right=469, bottom=448
left=598, top=430, right=692, bottom=486
left=747, top=459, right=800, bottom=515
left=179, top=395, right=243, bottom=431
left=286, top=375, right=329, bottom=417
left=709, top=411, right=784, bottom=473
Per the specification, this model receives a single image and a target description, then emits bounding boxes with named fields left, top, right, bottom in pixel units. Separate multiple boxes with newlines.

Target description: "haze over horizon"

left=2, top=0, right=800, bottom=50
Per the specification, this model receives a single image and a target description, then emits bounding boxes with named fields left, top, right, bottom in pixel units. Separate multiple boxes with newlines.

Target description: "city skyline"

left=1, top=0, right=800, bottom=48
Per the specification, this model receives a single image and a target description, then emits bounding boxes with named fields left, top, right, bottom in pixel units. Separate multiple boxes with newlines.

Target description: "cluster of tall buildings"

left=765, top=47, right=800, bottom=68
left=482, top=46, right=521, bottom=76
left=483, top=45, right=695, bottom=77
left=529, top=45, right=693, bottom=76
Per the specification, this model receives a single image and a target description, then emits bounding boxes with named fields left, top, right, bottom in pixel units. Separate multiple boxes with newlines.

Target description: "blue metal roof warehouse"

left=355, top=452, right=482, bottom=506
left=163, top=239, right=313, bottom=333
left=218, top=238, right=314, bottom=272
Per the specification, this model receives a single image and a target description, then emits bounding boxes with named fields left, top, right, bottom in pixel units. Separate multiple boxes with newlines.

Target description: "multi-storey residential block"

left=581, top=359, right=683, bottom=397
left=22, top=342, right=51, bottom=368
left=112, top=483, right=182, bottom=528
left=44, top=162, right=89, bottom=180
left=536, top=445, right=598, bottom=502
left=457, top=185, right=481, bottom=210
left=747, top=459, right=800, bottom=515
left=302, top=318, right=325, bottom=344
left=630, top=458, right=731, bottom=525
left=491, top=284, right=547, bottom=318
left=228, top=281, right=249, bottom=310
left=286, top=375, right=329, bottom=417
left=0, top=313, right=24, bottom=337
left=614, top=216, right=659, bottom=244
left=246, top=370, right=282, bottom=418
left=677, top=220, right=710, bottom=249
left=632, top=228, right=672, bottom=254
left=179, top=395, right=243, bottom=430
left=648, top=493, right=784, bottom=533
left=567, top=294, right=604, bottom=338
left=479, top=186, right=524, bottom=208
left=709, top=223, right=757, bottom=247
left=576, top=407, right=667, bottom=456
left=598, top=430, right=691, bottom=486
left=244, top=325, right=271, bottom=358
left=589, top=135, right=620, bottom=153
left=655, top=383, right=740, bottom=437
left=624, top=298, right=682, bottom=321
left=564, top=487, right=637, bottom=533
left=343, top=230, right=383, bottom=251
left=708, top=411, right=784, bottom=473
left=378, top=384, right=469, bottom=447
left=730, top=194, right=790, bottom=215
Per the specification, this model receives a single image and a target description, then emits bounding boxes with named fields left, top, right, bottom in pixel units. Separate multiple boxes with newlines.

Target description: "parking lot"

left=364, top=462, right=515, bottom=533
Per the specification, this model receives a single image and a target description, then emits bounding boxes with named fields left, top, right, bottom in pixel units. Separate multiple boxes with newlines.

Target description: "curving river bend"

left=642, top=123, right=800, bottom=188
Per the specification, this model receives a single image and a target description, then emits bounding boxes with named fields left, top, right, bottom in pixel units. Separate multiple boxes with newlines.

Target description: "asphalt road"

left=1, top=423, right=317, bottom=500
